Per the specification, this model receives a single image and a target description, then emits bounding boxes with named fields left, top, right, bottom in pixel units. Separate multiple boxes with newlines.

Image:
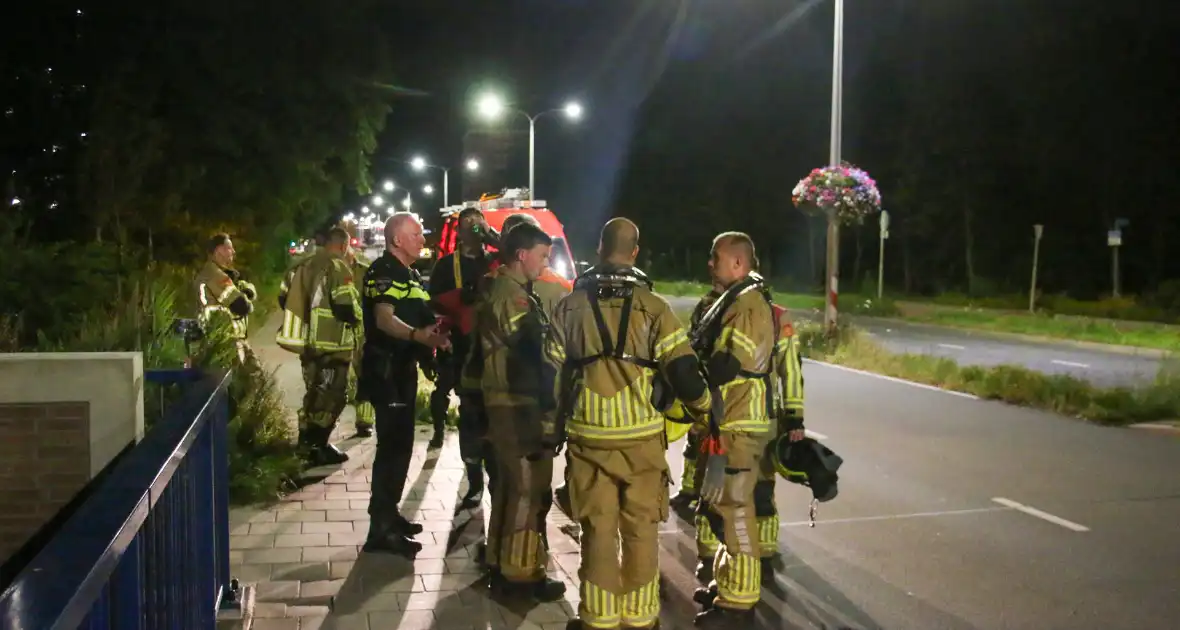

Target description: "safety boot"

left=389, top=512, right=424, bottom=537
left=354, top=423, right=373, bottom=438
left=362, top=521, right=422, bottom=557
left=492, top=574, right=566, bottom=602
left=695, top=560, right=713, bottom=583
left=694, top=604, right=755, bottom=627
left=298, top=427, right=349, bottom=467
left=456, top=463, right=484, bottom=511
left=670, top=491, right=698, bottom=508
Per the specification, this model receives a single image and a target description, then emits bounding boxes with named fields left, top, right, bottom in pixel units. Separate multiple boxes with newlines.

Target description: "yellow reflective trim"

left=653, top=327, right=689, bottom=360
left=717, top=326, right=757, bottom=357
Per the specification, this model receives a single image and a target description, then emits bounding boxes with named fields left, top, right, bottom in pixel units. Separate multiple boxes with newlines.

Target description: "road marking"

left=805, top=359, right=980, bottom=400
left=937, top=343, right=966, bottom=350
left=1051, top=359, right=1090, bottom=369
left=991, top=497, right=1090, bottom=532
left=805, top=429, right=829, bottom=440
left=780, top=506, right=1006, bottom=528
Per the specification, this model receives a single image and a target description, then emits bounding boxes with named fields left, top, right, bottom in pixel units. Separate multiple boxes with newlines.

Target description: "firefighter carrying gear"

left=478, top=266, right=565, bottom=599
left=772, top=435, right=842, bottom=502
left=754, top=312, right=806, bottom=560
left=689, top=273, right=778, bottom=613
left=672, top=290, right=719, bottom=507
left=276, top=249, right=361, bottom=466
left=545, top=264, right=711, bottom=628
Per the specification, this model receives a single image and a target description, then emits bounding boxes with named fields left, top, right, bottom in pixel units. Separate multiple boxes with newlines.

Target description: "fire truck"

left=435, top=188, right=579, bottom=283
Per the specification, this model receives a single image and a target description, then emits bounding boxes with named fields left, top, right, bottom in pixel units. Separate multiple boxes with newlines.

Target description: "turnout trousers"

left=568, top=435, right=668, bottom=630
left=754, top=442, right=780, bottom=558
left=694, top=431, right=765, bottom=611
left=679, top=431, right=700, bottom=497
left=485, top=405, right=553, bottom=583
left=299, top=355, right=349, bottom=431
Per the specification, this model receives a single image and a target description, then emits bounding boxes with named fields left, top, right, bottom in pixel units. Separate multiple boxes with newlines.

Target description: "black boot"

left=390, top=512, right=424, bottom=537
left=363, top=520, right=422, bottom=556
left=304, top=425, right=348, bottom=467
left=492, top=575, right=566, bottom=602
left=354, top=423, right=373, bottom=438
left=695, top=560, right=713, bottom=583
left=671, top=491, right=698, bottom=508
left=456, top=463, right=484, bottom=511
left=694, top=605, right=755, bottom=626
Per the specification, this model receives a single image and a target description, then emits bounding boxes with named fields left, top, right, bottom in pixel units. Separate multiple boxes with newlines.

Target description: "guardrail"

left=0, top=368, right=240, bottom=629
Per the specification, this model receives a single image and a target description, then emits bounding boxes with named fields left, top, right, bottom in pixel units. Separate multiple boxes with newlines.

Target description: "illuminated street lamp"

left=423, top=184, right=434, bottom=195
left=402, top=196, right=412, bottom=209
left=382, top=180, right=395, bottom=192
left=371, top=195, right=384, bottom=207
left=409, top=155, right=479, bottom=206
left=474, top=91, right=584, bottom=200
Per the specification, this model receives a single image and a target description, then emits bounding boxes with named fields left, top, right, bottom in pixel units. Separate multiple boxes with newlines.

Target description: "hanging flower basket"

left=792, top=163, right=882, bottom=225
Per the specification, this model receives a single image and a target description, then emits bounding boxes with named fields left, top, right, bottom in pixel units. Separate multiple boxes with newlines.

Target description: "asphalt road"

left=646, top=362, right=1180, bottom=629
left=663, top=295, right=1168, bottom=388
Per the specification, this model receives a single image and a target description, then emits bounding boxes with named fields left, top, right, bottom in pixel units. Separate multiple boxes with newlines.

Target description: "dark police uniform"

left=360, top=251, right=435, bottom=554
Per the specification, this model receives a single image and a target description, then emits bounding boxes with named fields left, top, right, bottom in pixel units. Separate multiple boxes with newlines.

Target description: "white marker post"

left=1108, top=218, right=1128, bottom=298
left=1029, top=224, right=1043, bottom=313
left=878, top=210, right=890, bottom=300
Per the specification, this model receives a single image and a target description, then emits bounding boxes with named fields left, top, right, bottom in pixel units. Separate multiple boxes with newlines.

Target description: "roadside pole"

left=878, top=210, right=890, bottom=300
left=1029, top=224, right=1043, bottom=312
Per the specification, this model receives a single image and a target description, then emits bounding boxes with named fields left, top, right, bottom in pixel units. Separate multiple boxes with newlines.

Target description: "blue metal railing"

left=0, top=368, right=239, bottom=629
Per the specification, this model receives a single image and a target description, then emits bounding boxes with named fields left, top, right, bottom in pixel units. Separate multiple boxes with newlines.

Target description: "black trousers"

left=369, top=372, right=418, bottom=527
left=458, top=391, right=498, bottom=495
left=428, top=349, right=461, bottom=434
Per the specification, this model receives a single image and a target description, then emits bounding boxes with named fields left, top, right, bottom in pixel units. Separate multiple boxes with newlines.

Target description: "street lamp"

left=423, top=184, right=434, bottom=195
left=371, top=195, right=384, bottom=207
left=382, top=180, right=395, bottom=192
left=821, top=0, right=845, bottom=331
left=474, top=91, right=584, bottom=200
left=409, top=155, right=479, bottom=207
left=402, top=196, right=412, bottom=209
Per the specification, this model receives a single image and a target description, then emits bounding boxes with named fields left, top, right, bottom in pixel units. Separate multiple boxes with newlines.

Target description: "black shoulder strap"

left=569, top=268, right=657, bottom=370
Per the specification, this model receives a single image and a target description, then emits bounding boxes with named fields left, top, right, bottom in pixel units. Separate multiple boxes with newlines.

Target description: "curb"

left=1128, top=422, right=1180, bottom=435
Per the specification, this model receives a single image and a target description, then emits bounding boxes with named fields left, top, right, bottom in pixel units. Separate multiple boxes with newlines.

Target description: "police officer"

left=477, top=222, right=566, bottom=601
left=546, top=218, right=711, bottom=630
left=345, top=246, right=376, bottom=437
left=430, top=207, right=496, bottom=505
left=360, top=212, right=450, bottom=556
left=194, top=233, right=257, bottom=365
left=690, top=231, right=779, bottom=625
left=274, top=227, right=360, bottom=466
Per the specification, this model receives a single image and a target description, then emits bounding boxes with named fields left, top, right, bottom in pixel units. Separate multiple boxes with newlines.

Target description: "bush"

left=795, top=321, right=1180, bottom=425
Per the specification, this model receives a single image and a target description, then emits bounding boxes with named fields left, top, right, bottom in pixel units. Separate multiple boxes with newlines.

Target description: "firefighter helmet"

left=772, top=435, right=843, bottom=502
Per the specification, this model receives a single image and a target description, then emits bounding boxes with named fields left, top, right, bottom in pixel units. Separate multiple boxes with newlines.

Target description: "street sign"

left=1107, top=229, right=1122, bottom=247
left=1033, top=224, right=1043, bottom=239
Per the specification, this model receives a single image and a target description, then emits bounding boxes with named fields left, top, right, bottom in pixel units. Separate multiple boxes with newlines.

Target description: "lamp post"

left=1030, top=224, right=1044, bottom=312
left=409, top=156, right=479, bottom=207
left=822, top=0, right=845, bottom=332
left=475, top=93, right=583, bottom=200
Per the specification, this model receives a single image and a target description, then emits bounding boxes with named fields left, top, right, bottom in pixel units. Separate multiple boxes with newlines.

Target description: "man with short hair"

left=479, top=222, right=566, bottom=601
left=690, top=231, right=778, bottom=625
left=275, top=227, right=361, bottom=466
left=194, top=233, right=257, bottom=365
left=360, top=212, right=450, bottom=556
left=547, top=218, right=710, bottom=630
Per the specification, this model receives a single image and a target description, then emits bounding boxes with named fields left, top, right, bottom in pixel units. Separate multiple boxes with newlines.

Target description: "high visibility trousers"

left=567, top=436, right=667, bottom=629
left=696, top=432, right=764, bottom=611
left=680, top=431, right=699, bottom=496
left=754, top=447, right=779, bottom=558
left=486, top=406, right=553, bottom=583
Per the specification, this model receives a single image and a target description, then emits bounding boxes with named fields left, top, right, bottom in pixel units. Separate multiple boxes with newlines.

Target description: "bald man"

left=546, top=218, right=710, bottom=630
left=687, top=231, right=778, bottom=625
left=358, top=212, right=449, bottom=556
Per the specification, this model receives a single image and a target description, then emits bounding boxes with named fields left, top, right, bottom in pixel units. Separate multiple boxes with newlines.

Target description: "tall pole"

left=528, top=117, right=536, bottom=200
left=824, top=0, right=845, bottom=332
left=1112, top=246, right=1121, bottom=298
left=443, top=168, right=449, bottom=207
left=877, top=210, right=889, bottom=300
left=1029, top=224, right=1043, bottom=313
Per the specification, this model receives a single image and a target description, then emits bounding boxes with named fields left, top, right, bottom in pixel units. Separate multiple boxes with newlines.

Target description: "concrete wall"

left=0, top=352, right=144, bottom=565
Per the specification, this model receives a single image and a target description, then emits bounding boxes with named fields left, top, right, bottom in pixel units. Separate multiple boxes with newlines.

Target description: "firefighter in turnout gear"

left=194, top=233, right=257, bottom=365
left=345, top=247, right=376, bottom=437
left=671, top=288, right=722, bottom=513
left=477, top=222, right=566, bottom=602
left=360, top=213, right=450, bottom=557
left=756, top=306, right=807, bottom=578
left=429, top=207, right=496, bottom=507
left=275, top=227, right=361, bottom=467
left=546, top=219, right=711, bottom=630
left=690, top=232, right=779, bottom=625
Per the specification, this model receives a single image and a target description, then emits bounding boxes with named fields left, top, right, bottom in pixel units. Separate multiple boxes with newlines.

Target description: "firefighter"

left=546, top=218, right=711, bottom=630
left=274, top=227, right=361, bottom=467
left=690, top=231, right=778, bottom=625
left=360, top=212, right=450, bottom=556
left=345, top=245, right=376, bottom=437
left=279, top=231, right=327, bottom=311
left=429, top=207, right=496, bottom=506
left=194, top=233, right=257, bottom=366
left=755, top=306, right=807, bottom=578
left=477, top=222, right=566, bottom=601
left=671, top=287, right=721, bottom=513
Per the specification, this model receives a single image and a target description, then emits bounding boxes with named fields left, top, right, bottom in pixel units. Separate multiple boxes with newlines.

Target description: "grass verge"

left=794, top=322, right=1180, bottom=426
left=901, top=309, right=1180, bottom=353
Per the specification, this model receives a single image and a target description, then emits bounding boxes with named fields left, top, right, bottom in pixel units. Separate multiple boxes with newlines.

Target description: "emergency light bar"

left=439, top=198, right=549, bottom=216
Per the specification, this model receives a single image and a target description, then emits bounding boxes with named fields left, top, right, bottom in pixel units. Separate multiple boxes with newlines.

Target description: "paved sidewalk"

left=230, top=328, right=584, bottom=630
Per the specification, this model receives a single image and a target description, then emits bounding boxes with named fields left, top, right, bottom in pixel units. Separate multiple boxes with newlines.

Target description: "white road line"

left=780, top=506, right=1006, bottom=528
left=1051, top=359, right=1091, bottom=369
left=804, top=429, right=829, bottom=440
left=805, top=359, right=980, bottom=400
left=991, top=497, right=1090, bottom=532
left=937, top=343, right=967, bottom=350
